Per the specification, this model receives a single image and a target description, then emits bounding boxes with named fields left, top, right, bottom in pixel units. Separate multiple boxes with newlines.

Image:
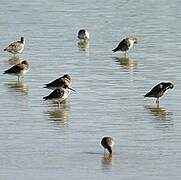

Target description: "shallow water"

left=0, top=0, right=181, bottom=179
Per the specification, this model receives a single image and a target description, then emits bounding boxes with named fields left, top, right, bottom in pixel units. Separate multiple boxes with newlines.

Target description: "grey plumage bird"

left=77, top=29, right=89, bottom=40
left=112, top=37, right=137, bottom=57
left=144, top=82, right=174, bottom=105
left=4, top=37, right=25, bottom=55
left=3, top=60, right=30, bottom=81
left=43, top=85, right=75, bottom=107
left=44, top=74, right=72, bottom=89
left=101, top=137, right=115, bottom=155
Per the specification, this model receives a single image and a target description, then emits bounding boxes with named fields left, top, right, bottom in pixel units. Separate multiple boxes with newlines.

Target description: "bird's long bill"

left=69, top=87, right=76, bottom=92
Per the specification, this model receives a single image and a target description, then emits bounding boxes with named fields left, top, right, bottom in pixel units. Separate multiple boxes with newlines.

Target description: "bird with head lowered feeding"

left=112, top=37, right=138, bottom=57
left=3, top=60, right=30, bottom=81
left=4, top=37, right=25, bottom=56
left=101, top=137, right=115, bottom=155
left=77, top=29, right=89, bottom=41
left=144, top=82, right=174, bottom=105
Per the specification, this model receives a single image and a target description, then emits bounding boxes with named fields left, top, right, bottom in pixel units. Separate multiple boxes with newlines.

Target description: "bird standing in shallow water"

left=112, top=37, right=137, bottom=57
left=44, top=74, right=72, bottom=89
left=101, top=137, right=115, bottom=155
left=4, top=37, right=25, bottom=56
left=144, top=82, right=174, bottom=105
left=3, top=60, right=30, bottom=81
left=77, top=29, right=89, bottom=41
left=43, top=85, right=76, bottom=107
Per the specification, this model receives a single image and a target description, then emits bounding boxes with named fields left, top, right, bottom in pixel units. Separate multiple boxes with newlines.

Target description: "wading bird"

left=144, top=82, right=174, bottom=105
left=4, top=37, right=25, bottom=56
left=112, top=37, right=137, bottom=57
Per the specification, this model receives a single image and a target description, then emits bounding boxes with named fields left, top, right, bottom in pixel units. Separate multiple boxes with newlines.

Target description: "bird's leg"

left=58, top=101, right=60, bottom=108
left=156, top=98, right=159, bottom=106
left=18, top=75, right=20, bottom=81
left=124, top=51, right=127, bottom=58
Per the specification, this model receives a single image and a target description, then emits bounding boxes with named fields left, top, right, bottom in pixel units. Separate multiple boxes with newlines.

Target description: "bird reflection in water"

left=101, top=153, right=113, bottom=170
left=144, top=105, right=173, bottom=121
left=5, top=81, right=28, bottom=95
left=45, top=100, right=70, bottom=126
left=8, top=56, right=21, bottom=65
left=114, top=57, right=137, bottom=71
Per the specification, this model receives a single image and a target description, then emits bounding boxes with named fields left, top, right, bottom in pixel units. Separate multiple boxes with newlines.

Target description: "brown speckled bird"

left=4, top=37, right=25, bottom=55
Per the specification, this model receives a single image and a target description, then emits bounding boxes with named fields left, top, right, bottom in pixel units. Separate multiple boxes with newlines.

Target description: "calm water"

left=0, top=0, right=181, bottom=179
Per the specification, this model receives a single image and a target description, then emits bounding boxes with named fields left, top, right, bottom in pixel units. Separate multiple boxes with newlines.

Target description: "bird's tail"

left=44, top=84, right=48, bottom=88
left=144, top=93, right=149, bottom=97
left=3, top=70, right=8, bottom=74
left=43, top=96, right=48, bottom=100
left=112, top=47, right=119, bottom=52
left=112, top=48, right=117, bottom=52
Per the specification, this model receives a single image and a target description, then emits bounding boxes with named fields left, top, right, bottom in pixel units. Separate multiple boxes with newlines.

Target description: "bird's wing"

left=6, top=41, right=23, bottom=51
left=144, top=84, right=163, bottom=97
left=4, top=63, right=24, bottom=74
left=45, top=78, right=65, bottom=87
left=120, top=38, right=131, bottom=48
left=44, top=89, right=64, bottom=100
left=113, top=38, right=131, bottom=52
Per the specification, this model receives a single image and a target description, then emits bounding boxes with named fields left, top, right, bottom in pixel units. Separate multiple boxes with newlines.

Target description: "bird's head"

left=160, top=82, right=174, bottom=91
left=63, top=84, right=76, bottom=92
left=63, top=74, right=71, bottom=81
left=167, top=82, right=174, bottom=89
left=21, top=60, right=28, bottom=65
left=78, top=29, right=89, bottom=40
left=129, top=37, right=138, bottom=44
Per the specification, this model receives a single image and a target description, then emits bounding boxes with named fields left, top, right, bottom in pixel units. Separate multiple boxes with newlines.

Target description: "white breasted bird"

left=4, top=37, right=25, bottom=55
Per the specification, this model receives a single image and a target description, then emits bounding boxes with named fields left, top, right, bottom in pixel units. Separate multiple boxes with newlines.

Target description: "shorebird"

left=144, top=82, right=174, bottom=105
left=78, top=29, right=89, bottom=41
left=3, top=60, right=30, bottom=81
left=101, top=137, right=115, bottom=155
left=4, top=37, right=25, bottom=55
left=43, top=85, right=76, bottom=107
left=112, top=37, right=137, bottom=57
left=44, top=74, right=72, bottom=89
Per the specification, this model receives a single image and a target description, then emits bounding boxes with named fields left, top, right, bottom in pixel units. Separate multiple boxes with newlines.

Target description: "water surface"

left=0, top=0, right=181, bottom=179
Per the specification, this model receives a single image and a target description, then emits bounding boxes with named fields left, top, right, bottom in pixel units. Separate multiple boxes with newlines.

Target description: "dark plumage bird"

left=3, top=60, right=30, bottom=81
left=101, top=137, right=115, bottom=155
left=144, top=82, right=174, bottom=105
left=77, top=29, right=89, bottom=40
left=43, top=85, right=75, bottom=107
left=112, top=37, right=137, bottom=57
left=44, top=74, right=72, bottom=89
left=4, top=37, right=25, bottom=55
